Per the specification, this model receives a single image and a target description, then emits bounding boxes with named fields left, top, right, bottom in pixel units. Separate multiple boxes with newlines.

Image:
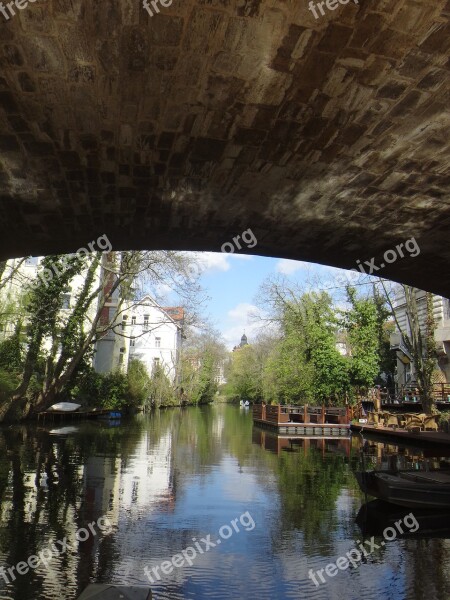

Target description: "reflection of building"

left=214, top=360, right=227, bottom=385
left=83, top=430, right=175, bottom=528
left=390, top=288, right=450, bottom=386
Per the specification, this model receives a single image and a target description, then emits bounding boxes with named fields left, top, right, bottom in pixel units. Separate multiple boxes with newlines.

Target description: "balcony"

left=390, top=332, right=412, bottom=361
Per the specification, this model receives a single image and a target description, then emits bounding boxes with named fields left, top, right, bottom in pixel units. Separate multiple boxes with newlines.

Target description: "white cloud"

left=197, top=252, right=231, bottom=274
left=275, top=258, right=309, bottom=275
left=222, top=302, right=266, bottom=349
left=229, top=254, right=253, bottom=261
left=193, top=251, right=253, bottom=276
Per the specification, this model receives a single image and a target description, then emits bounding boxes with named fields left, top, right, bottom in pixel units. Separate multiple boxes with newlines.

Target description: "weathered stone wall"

left=0, top=0, right=449, bottom=295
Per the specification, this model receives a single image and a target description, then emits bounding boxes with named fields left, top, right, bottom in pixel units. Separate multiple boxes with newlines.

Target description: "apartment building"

left=390, top=287, right=450, bottom=386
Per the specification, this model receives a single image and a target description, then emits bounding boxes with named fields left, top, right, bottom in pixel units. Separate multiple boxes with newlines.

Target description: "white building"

left=0, top=256, right=185, bottom=384
left=0, top=255, right=102, bottom=345
left=390, top=287, right=450, bottom=386
left=119, top=296, right=184, bottom=383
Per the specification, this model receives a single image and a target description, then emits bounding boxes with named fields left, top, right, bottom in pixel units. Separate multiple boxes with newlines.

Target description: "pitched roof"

left=162, top=306, right=185, bottom=323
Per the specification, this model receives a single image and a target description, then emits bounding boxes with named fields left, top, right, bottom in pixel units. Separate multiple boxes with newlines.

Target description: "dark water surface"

left=0, top=405, right=449, bottom=600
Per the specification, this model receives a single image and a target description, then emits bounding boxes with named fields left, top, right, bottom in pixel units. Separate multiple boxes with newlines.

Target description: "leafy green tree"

left=127, top=359, right=152, bottom=406
left=262, top=333, right=315, bottom=404
left=343, top=287, right=380, bottom=390
left=0, top=325, right=24, bottom=373
left=228, top=344, right=261, bottom=401
left=283, top=292, right=350, bottom=404
left=179, top=329, right=227, bottom=405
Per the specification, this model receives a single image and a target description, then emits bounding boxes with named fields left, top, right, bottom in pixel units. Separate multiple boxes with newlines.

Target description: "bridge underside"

left=0, top=1, right=449, bottom=295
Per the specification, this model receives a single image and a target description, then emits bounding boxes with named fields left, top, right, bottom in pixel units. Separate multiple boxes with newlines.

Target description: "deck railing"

left=253, top=404, right=350, bottom=424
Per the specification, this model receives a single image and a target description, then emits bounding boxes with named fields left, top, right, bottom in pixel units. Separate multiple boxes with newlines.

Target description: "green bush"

left=70, top=368, right=129, bottom=409
left=0, top=333, right=23, bottom=373
left=127, top=359, right=151, bottom=406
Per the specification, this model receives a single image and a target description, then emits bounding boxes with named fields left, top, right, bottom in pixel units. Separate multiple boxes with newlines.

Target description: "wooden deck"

left=351, top=423, right=450, bottom=447
left=252, top=404, right=350, bottom=436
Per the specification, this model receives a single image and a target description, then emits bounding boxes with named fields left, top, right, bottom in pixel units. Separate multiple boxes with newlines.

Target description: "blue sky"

left=188, top=253, right=352, bottom=349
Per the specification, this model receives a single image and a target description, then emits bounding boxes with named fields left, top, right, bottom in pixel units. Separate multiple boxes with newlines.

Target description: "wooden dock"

left=351, top=423, right=450, bottom=447
left=37, top=408, right=122, bottom=423
left=252, top=404, right=350, bottom=436
left=252, top=428, right=351, bottom=456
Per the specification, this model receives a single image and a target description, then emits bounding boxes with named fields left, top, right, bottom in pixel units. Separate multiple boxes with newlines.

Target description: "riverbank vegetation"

left=0, top=252, right=226, bottom=421
left=225, top=278, right=435, bottom=407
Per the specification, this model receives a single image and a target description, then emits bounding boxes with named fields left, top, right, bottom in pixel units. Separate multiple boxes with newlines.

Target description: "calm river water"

left=0, top=405, right=449, bottom=600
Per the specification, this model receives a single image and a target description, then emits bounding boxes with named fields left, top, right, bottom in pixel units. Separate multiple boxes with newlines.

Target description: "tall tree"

left=0, top=251, right=204, bottom=421
left=343, top=286, right=380, bottom=390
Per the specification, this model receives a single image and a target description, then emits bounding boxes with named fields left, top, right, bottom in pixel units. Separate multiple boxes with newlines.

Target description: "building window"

left=131, top=316, right=136, bottom=325
left=155, top=337, right=161, bottom=348
left=153, top=357, right=160, bottom=371
left=122, top=315, right=128, bottom=330
left=130, top=337, right=135, bottom=347
left=62, top=294, right=71, bottom=310
left=445, top=299, right=450, bottom=320
left=143, top=315, right=149, bottom=331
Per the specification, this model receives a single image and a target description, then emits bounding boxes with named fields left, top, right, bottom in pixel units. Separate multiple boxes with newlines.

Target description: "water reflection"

left=0, top=406, right=448, bottom=600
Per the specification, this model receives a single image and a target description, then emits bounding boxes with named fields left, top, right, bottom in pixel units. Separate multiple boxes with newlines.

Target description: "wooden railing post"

left=321, top=405, right=325, bottom=424
left=304, top=404, right=308, bottom=424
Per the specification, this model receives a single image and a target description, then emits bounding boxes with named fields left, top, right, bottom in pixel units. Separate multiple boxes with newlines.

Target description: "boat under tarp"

left=355, top=469, right=450, bottom=509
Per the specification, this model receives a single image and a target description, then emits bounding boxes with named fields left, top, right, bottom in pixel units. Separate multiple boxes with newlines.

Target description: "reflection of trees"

left=406, top=539, right=450, bottom=599
left=265, top=447, right=350, bottom=552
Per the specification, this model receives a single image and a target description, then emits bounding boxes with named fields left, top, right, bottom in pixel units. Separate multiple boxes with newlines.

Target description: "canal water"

left=0, top=405, right=449, bottom=600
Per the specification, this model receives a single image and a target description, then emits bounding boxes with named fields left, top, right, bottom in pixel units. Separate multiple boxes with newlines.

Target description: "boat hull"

left=355, top=470, right=450, bottom=509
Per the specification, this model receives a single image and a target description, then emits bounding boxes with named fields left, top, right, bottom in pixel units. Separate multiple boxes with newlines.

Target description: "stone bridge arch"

left=0, top=0, right=449, bottom=295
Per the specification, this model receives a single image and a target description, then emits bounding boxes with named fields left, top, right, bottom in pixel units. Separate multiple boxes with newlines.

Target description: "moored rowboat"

left=355, top=469, right=450, bottom=509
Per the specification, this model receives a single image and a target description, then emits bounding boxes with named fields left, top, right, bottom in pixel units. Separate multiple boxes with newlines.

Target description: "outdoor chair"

left=404, top=413, right=425, bottom=432
left=383, top=412, right=399, bottom=428
left=367, top=412, right=381, bottom=426
left=422, top=414, right=439, bottom=431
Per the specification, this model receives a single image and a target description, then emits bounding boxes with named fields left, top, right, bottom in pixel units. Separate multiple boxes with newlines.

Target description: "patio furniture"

left=422, top=414, right=439, bottom=431
left=367, top=412, right=381, bottom=426
left=383, top=412, right=400, bottom=429
left=404, top=413, right=425, bottom=432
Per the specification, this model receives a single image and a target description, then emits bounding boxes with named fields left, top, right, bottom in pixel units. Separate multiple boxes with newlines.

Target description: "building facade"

left=119, top=296, right=184, bottom=383
left=390, top=287, right=450, bottom=387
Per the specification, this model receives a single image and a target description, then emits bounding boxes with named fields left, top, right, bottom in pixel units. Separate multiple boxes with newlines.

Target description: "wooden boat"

left=77, top=584, right=151, bottom=599
left=355, top=469, right=450, bottom=509
left=48, top=402, right=81, bottom=412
